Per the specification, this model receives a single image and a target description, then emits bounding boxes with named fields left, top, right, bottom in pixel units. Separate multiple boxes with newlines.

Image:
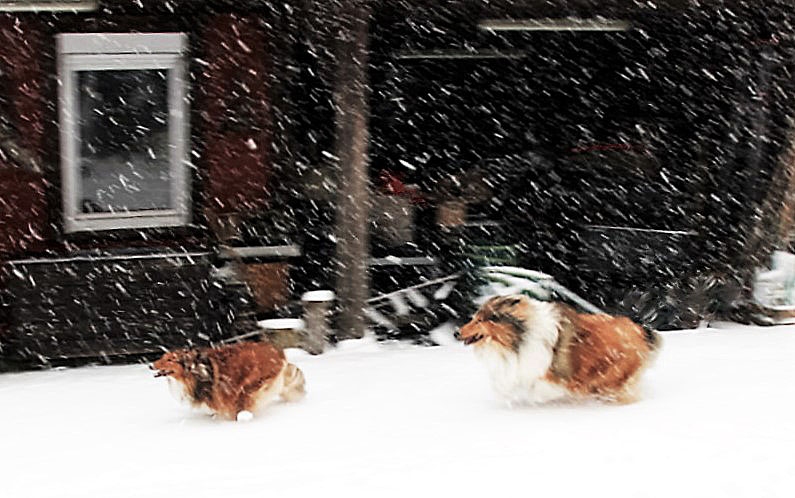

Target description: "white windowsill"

left=65, top=211, right=190, bottom=233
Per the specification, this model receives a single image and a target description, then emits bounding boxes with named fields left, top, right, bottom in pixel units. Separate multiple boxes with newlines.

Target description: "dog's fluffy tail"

left=280, top=363, right=306, bottom=402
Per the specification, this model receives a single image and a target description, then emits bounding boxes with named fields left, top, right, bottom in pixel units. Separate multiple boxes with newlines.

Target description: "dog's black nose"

left=453, top=331, right=461, bottom=340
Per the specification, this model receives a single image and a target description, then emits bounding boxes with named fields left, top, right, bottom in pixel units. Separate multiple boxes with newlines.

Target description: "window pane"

left=77, top=69, right=171, bottom=213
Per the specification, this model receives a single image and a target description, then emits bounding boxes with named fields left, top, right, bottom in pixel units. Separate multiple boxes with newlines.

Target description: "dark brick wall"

left=0, top=252, right=252, bottom=362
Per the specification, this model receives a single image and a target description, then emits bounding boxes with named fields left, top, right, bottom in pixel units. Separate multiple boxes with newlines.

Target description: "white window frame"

left=0, top=1, right=97, bottom=12
left=57, top=32, right=191, bottom=233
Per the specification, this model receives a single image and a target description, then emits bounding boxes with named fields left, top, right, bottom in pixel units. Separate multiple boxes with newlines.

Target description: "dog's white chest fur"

left=166, top=377, right=214, bottom=415
left=473, top=300, right=567, bottom=405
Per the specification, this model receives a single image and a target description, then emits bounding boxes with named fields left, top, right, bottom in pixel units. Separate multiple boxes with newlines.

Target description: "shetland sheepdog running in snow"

left=456, top=294, right=661, bottom=405
left=152, top=341, right=305, bottom=421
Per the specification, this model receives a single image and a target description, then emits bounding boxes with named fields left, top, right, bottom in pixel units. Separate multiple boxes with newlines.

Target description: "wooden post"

left=333, top=1, right=371, bottom=339
left=302, top=290, right=335, bottom=354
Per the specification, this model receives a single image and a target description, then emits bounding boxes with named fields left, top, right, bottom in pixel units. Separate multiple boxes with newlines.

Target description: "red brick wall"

left=0, top=13, right=278, bottom=257
left=201, top=14, right=272, bottom=218
left=0, top=169, right=48, bottom=255
left=0, top=15, right=49, bottom=258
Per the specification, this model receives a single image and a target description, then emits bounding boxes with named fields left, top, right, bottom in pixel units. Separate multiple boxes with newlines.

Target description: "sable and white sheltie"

left=152, top=341, right=305, bottom=420
left=456, top=294, right=661, bottom=405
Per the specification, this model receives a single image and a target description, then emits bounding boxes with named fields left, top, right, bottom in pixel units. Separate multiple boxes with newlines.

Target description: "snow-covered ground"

left=1, top=324, right=794, bottom=498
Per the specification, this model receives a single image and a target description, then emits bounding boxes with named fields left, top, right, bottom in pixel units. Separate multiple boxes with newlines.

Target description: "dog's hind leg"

left=244, top=372, right=284, bottom=417
left=244, top=363, right=305, bottom=416
left=280, top=363, right=306, bottom=402
left=606, top=370, right=646, bottom=405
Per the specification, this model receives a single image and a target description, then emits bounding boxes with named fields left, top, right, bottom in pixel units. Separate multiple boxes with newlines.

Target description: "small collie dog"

left=456, top=294, right=661, bottom=405
left=152, top=341, right=305, bottom=420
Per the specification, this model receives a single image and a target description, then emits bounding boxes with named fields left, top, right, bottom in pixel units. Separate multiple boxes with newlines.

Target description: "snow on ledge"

left=257, top=318, right=305, bottom=330
left=301, top=290, right=335, bottom=302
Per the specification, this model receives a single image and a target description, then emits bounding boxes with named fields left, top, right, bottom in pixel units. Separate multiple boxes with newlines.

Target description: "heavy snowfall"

left=1, top=323, right=793, bottom=498
left=1, top=2, right=795, bottom=498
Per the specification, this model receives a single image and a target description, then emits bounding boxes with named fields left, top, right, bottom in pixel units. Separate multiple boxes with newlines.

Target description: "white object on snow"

left=236, top=410, right=254, bottom=422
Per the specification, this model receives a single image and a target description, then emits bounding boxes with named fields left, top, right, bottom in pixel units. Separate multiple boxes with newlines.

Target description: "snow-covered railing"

left=362, top=266, right=605, bottom=334
left=221, top=266, right=606, bottom=346
left=481, top=266, right=605, bottom=314
left=5, top=251, right=211, bottom=265
left=218, top=245, right=301, bottom=260
left=364, top=274, right=459, bottom=332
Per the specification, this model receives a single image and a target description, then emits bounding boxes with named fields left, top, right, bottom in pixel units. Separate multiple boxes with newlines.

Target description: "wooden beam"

left=333, top=1, right=372, bottom=339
